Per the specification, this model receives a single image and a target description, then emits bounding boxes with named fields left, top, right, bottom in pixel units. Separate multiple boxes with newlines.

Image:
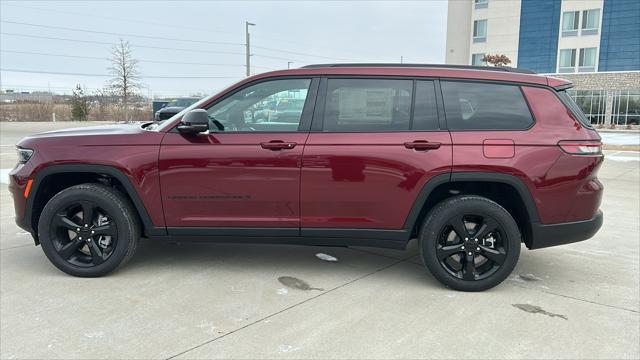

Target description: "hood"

left=17, top=122, right=165, bottom=148
left=25, top=123, right=144, bottom=139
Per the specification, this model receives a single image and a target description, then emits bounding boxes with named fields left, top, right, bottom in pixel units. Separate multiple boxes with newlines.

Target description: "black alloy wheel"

left=420, top=195, right=521, bottom=291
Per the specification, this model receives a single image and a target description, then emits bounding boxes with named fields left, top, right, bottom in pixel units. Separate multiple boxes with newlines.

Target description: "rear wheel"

left=419, top=195, right=521, bottom=291
left=38, top=184, right=139, bottom=277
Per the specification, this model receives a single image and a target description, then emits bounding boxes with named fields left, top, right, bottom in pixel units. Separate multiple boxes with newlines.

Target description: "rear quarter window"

left=441, top=81, right=534, bottom=130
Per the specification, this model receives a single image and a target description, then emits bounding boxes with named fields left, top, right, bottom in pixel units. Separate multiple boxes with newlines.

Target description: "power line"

left=0, top=68, right=242, bottom=79
left=2, top=20, right=360, bottom=62
left=2, top=3, right=240, bottom=38
left=2, top=3, right=375, bottom=61
left=1, top=20, right=244, bottom=46
left=0, top=50, right=277, bottom=69
left=0, top=33, right=247, bottom=56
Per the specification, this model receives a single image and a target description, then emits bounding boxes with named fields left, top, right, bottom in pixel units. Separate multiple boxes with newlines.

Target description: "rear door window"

left=441, top=81, right=534, bottom=130
left=322, top=78, right=413, bottom=132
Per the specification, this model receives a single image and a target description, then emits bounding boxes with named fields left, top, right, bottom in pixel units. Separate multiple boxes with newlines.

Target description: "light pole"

left=287, top=61, right=293, bottom=69
left=245, top=21, right=255, bottom=77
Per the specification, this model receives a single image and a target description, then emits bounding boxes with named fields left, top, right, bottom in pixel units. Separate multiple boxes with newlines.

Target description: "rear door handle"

left=261, top=140, right=297, bottom=150
left=404, top=140, right=441, bottom=151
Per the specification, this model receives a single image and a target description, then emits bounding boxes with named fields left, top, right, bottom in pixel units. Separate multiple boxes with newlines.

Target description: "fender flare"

left=403, top=172, right=540, bottom=231
left=26, top=164, right=166, bottom=237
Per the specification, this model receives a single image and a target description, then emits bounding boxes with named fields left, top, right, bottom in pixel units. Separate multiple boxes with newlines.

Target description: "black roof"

left=300, top=63, right=536, bottom=74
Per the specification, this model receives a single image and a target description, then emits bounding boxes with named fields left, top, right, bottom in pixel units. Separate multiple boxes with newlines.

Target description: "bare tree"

left=108, top=39, right=141, bottom=122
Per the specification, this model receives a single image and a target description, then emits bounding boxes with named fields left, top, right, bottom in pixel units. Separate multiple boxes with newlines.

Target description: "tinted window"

left=206, top=78, right=311, bottom=132
left=323, top=79, right=412, bottom=132
left=413, top=81, right=439, bottom=130
left=441, top=81, right=534, bottom=130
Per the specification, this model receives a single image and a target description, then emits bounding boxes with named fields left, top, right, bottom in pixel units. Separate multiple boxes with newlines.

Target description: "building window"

left=471, top=53, right=486, bottom=66
left=578, top=47, right=597, bottom=72
left=474, top=0, right=488, bottom=10
left=473, top=20, right=487, bottom=43
left=568, top=90, right=606, bottom=125
left=561, top=11, right=579, bottom=37
left=581, top=9, right=600, bottom=35
left=612, top=90, right=640, bottom=126
left=558, top=49, right=576, bottom=73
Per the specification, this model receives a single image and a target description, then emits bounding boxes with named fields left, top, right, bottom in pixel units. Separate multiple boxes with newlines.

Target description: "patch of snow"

left=0, top=168, right=11, bottom=185
left=83, top=331, right=105, bottom=339
left=279, top=344, right=300, bottom=353
left=276, top=288, right=288, bottom=295
left=600, top=132, right=640, bottom=146
left=315, top=253, right=338, bottom=262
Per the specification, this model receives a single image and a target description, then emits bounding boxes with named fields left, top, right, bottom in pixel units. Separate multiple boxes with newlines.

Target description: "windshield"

left=167, top=98, right=199, bottom=107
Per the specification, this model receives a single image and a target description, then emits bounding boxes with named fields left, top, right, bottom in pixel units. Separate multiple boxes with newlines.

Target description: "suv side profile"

left=9, top=64, right=604, bottom=291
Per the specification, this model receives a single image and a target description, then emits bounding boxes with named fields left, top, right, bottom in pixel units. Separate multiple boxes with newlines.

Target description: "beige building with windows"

left=445, top=0, right=639, bottom=126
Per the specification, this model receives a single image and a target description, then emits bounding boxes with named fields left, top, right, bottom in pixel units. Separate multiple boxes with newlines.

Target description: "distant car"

left=154, top=97, right=200, bottom=121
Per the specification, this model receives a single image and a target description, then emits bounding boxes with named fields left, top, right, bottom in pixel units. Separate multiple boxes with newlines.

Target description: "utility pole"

left=245, top=21, right=255, bottom=77
left=287, top=61, right=293, bottom=69
left=400, top=56, right=404, bottom=64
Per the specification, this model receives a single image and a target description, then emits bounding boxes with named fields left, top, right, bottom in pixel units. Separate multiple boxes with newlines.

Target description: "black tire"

left=38, top=183, right=140, bottom=277
left=419, top=195, right=521, bottom=291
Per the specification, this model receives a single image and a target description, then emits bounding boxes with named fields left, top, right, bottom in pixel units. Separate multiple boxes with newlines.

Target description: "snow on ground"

left=0, top=168, right=10, bottom=185
left=599, top=132, right=640, bottom=146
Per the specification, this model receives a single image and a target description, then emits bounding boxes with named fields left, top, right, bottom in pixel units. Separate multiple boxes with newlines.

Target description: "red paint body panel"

left=301, top=132, right=452, bottom=229
left=159, top=131, right=308, bottom=227
left=12, top=124, right=167, bottom=227
left=450, top=86, right=603, bottom=224
left=483, top=139, right=515, bottom=158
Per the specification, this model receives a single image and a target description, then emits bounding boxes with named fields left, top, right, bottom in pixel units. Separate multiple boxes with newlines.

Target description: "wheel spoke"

left=436, top=244, right=464, bottom=260
left=478, top=245, right=507, bottom=265
left=80, top=201, right=95, bottom=226
left=87, top=241, right=105, bottom=265
left=92, top=223, right=116, bottom=237
left=58, top=237, right=84, bottom=259
left=450, top=216, right=469, bottom=240
left=462, top=254, right=476, bottom=280
left=53, top=214, right=81, bottom=231
left=474, top=218, right=499, bottom=241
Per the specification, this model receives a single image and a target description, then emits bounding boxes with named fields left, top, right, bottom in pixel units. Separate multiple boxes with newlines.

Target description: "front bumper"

left=528, top=210, right=603, bottom=249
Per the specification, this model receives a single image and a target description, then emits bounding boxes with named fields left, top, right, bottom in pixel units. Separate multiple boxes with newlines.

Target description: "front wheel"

left=38, top=184, right=140, bottom=277
left=419, top=195, right=521, bottom=291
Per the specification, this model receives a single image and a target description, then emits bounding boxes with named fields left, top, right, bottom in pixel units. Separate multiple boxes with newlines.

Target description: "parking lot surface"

left=1, top=122, right=638, bottom=359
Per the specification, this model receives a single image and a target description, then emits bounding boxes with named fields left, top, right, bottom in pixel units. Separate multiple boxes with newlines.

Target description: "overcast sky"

left=0, top=1, right=447, bottom=97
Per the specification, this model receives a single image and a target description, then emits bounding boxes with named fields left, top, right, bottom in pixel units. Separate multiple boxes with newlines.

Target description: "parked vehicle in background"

left=154, top=97, right=200, bottom=121
left=9, top=64, right=604, bottom=291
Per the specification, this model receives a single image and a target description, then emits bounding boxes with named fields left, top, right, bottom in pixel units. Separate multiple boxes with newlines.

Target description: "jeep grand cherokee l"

left=9, top=64, right=604, bottom=291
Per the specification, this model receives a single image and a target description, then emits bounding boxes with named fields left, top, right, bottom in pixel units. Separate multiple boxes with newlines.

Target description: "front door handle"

left=261, top=140, right=297, bottom=151
left=404, top=140, right=441, bottom=151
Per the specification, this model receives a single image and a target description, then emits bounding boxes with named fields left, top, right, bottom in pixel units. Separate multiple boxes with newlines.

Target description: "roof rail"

left=300, top=63, right=536, bottom=75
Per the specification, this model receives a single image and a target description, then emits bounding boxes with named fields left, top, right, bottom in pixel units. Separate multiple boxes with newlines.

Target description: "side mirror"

left=177, top=109, right=209, bottom=134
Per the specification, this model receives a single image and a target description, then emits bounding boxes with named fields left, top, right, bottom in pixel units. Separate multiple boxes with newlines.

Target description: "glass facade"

left=611, top=90, right=640, bottom=125
left=517, top=0, right=561, bottom=73
left=598, top=0, right=640, bottom=71
left=568, top=90, right=606, bottom=125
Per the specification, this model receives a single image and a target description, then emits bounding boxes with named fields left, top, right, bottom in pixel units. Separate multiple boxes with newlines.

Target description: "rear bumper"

left=528, top=210, right=603, bottom=249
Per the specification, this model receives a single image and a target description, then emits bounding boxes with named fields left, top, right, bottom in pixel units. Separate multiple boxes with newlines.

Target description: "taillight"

left=558, top=141, right=602, bottom=155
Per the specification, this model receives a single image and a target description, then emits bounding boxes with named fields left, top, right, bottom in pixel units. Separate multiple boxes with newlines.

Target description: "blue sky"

left=0, top=1, right=447, bottom=97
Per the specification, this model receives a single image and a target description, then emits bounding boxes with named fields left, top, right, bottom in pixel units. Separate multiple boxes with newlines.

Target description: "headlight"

left=16, top=148, right=34, bottom=164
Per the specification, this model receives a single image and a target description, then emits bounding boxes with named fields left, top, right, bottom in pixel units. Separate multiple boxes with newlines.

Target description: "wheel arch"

left=27, top=164, right=165, bottom=242
left=404, top=172, right=540, bottom=247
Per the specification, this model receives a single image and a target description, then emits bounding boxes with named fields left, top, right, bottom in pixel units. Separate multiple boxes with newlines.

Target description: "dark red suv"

left=9, top=64, right=604, bottom=291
